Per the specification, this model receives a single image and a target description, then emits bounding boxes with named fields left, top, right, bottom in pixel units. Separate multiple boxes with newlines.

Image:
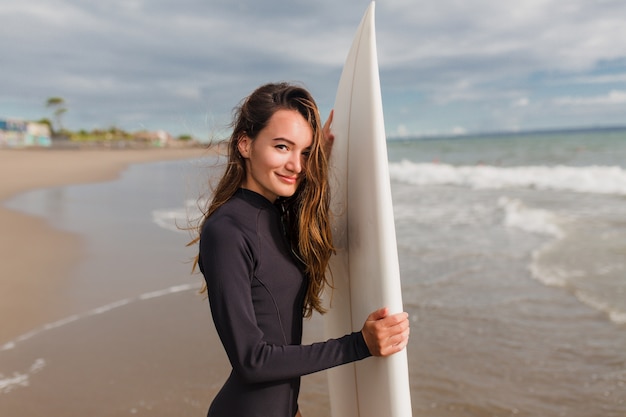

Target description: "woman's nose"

left=286, top=153, right=302, bottom=173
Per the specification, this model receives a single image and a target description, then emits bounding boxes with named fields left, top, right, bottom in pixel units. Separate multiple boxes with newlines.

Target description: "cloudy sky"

left=2, top=0, right=626, bottom=138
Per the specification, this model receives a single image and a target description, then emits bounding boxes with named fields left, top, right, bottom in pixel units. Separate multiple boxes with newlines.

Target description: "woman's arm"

left=200, top=216, right=372, bottom=384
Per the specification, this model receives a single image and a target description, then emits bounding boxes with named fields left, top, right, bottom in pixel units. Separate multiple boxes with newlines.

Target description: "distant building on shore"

left=132, top=129, right=173, bottom=147
left=0, top=118, right=52, bottom=147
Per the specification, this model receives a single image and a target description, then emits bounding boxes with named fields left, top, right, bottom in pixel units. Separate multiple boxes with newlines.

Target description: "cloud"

left=559, top=73, right=626, bottom=85
left=554, top=90, right=626, bottom=106
left=394, top=124, right=410, bottom=137
left=451, top=126, right=467, bottom=135
left=1, top=0, right=626, bottom=136
left=512, top=97, right=530, bottom=107
left=378, top=0, right=626, bottom=104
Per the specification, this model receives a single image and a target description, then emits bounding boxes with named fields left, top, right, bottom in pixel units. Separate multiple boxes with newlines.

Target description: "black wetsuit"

left=198, top=189, right=371, bottom=417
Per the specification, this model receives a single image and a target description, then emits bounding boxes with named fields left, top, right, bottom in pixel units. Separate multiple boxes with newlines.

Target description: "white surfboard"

left=323, top=2, right=413, bottom=417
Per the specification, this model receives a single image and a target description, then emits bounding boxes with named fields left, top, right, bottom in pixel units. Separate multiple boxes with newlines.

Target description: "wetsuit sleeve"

left=199, top=218, right=371, bottom=385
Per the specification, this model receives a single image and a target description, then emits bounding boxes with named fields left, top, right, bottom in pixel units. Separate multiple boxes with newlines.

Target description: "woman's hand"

left=361, top=307, right=410, bottom=356
left=322, top=109, right=334, bottom=157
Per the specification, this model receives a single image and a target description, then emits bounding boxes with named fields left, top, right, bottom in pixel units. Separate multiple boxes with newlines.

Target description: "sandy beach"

left=0, top=147, right=206, bottom=343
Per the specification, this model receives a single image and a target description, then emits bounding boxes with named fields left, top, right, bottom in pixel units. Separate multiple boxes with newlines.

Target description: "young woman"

left=193, top=82, right=410, bottom=417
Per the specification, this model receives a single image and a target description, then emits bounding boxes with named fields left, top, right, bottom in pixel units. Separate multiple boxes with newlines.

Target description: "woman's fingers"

left=385, top=325, right=411, bottom=355
left=323, top=109, right=334, bottom=137
left=366, top=306, right=388, bottom=321
left=322, top=109, right=335, bottom=156
left=361, top=308, right=410, bottom=357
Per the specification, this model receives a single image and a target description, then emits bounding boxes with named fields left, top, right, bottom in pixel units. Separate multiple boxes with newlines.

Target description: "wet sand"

left=0, top=287, right=329, bottom=416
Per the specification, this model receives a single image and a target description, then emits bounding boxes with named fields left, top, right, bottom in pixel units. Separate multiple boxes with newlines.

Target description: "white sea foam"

left=498, top=198, right=568, bottom=287
left=139, top=283, right=195, bottom=300
left=152, top=207, right=188, bottom=232
left=1, top=342, right=15, bottom=351
left=29, top=358, right=45, bottom=373
left=389, top=161, right=626, bottom=195
left=152, top=199, right=204, bottom=233
left=393, top=201, right=495, bottom=226
left=43, top=315, right=80, bottom=330
left=0, top=284, right=200, bottom=353
left=575, top=291, right=626, bottom=325
left=498, top=197, right=564, bottom=238
left=0, top=372, right=28, bottom=394
left=529, top=257, right=570, bottom=288
left=88, top=299, right=131, bottom=315
left=0, top=359, right=45, bottom=394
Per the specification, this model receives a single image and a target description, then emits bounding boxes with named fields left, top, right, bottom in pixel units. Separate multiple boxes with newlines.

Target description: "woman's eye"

left=275, top=144, right=289, bottom=151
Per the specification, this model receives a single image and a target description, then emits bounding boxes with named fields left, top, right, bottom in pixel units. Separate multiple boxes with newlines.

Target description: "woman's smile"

left=276, top=173, right=298, bottom=184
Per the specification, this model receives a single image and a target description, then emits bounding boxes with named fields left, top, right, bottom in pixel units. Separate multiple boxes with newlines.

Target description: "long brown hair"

left=190, top=82, right=333, bottom=317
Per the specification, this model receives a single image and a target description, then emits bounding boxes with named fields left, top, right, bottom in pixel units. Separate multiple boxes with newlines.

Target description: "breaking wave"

left=389, top=161, right=626, bottom=195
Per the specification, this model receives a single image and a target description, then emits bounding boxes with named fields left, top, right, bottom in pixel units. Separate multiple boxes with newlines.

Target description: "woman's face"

left=238, top=109, right=313, bottom=202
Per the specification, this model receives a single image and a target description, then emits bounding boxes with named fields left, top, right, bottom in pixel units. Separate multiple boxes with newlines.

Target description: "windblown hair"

left=190, top=82, right=334, bottom=317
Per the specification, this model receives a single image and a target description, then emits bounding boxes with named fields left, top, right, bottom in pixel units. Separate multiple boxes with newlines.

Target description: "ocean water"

left=385, top=129, right=626, bottom=416
left=387, top=130, right=626, bottom=325
left=3, top=128, right=626, bottom=416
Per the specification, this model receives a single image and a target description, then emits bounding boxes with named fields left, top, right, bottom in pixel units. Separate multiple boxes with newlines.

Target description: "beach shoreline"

left=0, top=147, right=207, bottom=344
